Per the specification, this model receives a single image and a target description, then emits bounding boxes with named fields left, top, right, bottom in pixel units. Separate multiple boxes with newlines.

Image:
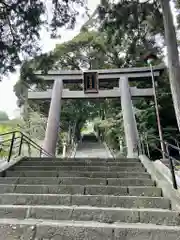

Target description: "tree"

left=94, top=99, right=125, bottom=152
left=0, top=111, right=9, bottom=121
left=98, top=0, right=164, bottom=67
left=159, top=0, right=180, bottom=132
left=18, top=106, right=47, bottom=141
left=0, top=0, right=86, bottom=74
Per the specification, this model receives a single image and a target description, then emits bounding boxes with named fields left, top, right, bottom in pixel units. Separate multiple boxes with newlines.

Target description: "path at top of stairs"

left=75, top=141, right=111, bottom=158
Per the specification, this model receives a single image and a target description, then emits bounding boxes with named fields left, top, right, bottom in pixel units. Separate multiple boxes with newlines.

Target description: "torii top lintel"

left=35, top=65, right=165, bottom=83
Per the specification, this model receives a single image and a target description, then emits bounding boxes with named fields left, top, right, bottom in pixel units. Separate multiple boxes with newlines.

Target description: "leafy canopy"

left=0, top=0, right=86, bottom=74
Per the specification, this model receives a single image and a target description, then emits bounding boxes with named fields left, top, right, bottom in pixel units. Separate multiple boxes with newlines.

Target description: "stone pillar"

left=119, top=77, right=139, bottom=158
left=43, top=78, right=63, bottom=156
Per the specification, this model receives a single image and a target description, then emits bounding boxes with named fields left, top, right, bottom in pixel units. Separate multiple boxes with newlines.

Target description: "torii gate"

left=28, top=65, right=164, bottom=157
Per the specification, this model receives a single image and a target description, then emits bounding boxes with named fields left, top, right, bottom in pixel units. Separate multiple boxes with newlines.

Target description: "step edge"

left=0, top=205, right=173, bottom=212
left=0, top=218, right=180, bottom=230
left=0, top=193, right=168, bottom=199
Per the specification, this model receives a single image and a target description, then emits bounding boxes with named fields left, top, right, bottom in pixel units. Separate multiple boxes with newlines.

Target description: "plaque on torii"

left=83, top=72, right=99, bottom=93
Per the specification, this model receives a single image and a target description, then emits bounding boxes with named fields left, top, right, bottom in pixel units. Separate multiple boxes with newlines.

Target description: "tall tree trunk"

left=159, top=0, right=180, bottom=131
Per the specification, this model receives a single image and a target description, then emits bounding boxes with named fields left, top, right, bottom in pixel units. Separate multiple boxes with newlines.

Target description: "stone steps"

left=0, top=184, right=162, bottom=196
left=19, top=160, right=141, bottom=166
left=0, top=218, right=180, bottom=240
left=0, top=176, right=154, bottom=186
left=0, top=205, right=179, bottom=226
left=0, top=193, right=170, bottom=209
left=0, top=156, right=180, bottom=239
left=23, top=157, right=140, bottom=162
left=6, top=170, right=151, bottom=178
left=58, top=171, right=150, bottom=178
left=11, top=165, right=146, bottom=172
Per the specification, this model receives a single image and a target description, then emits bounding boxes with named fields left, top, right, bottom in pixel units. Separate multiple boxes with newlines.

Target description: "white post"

left=118, top=137, right=123, bottom=154
left=43, top=78, right=63, bottom=156
left=119, top=77, right=139, bottom=158
left=62, top=142, right=67, bottom=158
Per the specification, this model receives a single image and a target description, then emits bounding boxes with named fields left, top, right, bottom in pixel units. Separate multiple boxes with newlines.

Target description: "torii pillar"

left=119, top=76, right=139, bottom=158
left=43, top=78, right=63, bottom=156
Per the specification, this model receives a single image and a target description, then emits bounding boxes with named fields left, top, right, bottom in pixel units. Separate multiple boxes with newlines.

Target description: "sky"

left=0, top=0, right=100, bottom=119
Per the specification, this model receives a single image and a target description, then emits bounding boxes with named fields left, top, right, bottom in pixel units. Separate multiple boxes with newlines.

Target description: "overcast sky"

left=0, top=0, right=100, bottom=119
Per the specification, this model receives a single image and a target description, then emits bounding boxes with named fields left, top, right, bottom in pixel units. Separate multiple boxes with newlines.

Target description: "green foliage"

left=0, top=119, right=22, bottom=159
left=53, top=30, right=109, bottom=70
left=98, top=0, right=164, bottom=67
left=93, top=100, right=125, bottom=152
left=0, top=0, right=86, bottom=74
left=18, top=108, right=47, bottom=141
left=0, top=111, right=9, bottom=121
left=174, top=0, right=180, bottom=28
left=0, top=124, right=12, bottom=133
left=61, top=99, right=99, bottom=141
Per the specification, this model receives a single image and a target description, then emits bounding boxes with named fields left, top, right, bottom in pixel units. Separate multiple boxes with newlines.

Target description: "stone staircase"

left=0, top=157, right=180, bottom=239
